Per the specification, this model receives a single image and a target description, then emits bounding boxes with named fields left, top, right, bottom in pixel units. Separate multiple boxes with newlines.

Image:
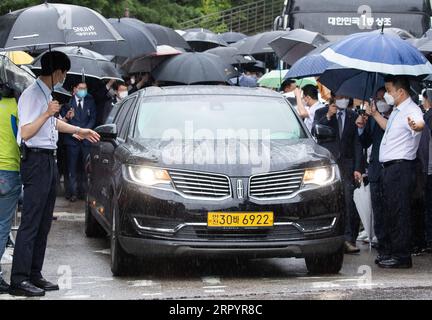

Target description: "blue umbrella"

left=318, top=68, right=385, bottom=100
left=284, top=54, right=335, bottom=79
left=321, top=31, right=432, bottom=76
left=284, top=41, right=342, bottom=79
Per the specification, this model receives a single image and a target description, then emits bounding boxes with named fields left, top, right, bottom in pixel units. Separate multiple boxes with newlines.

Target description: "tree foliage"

left=0, top=0, right=259, bottom=30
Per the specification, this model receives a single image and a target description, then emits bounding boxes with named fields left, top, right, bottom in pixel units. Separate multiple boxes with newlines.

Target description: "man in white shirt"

left=366, top=75, right=424, bottom=269
left=294, top=85, right=325, bottom=132
left=9, top=51, right=100, bottom=297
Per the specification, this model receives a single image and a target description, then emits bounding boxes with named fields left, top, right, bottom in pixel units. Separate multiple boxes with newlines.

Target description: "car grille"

left=168, top=170, right=231, bottom=199
left=132, top=217, right=337, bottom=241
left=249, top=169, right=304, bottom=199
left=175, top=225, right=305, bottom=241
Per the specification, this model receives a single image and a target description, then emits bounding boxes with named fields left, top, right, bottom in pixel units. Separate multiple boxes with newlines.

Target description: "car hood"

left=124, top=138, right=335, bottom=177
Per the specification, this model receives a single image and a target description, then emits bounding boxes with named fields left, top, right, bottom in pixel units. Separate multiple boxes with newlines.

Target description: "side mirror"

left=314, top=124, right=336, bottom=143
left=95, top=124, right=117, bottom=141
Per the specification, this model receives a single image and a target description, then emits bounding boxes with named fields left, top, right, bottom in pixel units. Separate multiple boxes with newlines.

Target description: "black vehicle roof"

left=139, top=85, right=284, bottom=99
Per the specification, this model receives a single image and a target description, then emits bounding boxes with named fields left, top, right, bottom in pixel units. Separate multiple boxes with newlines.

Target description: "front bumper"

left=119, top=235, right=345, bottom=258
left=114, top=175, right=345, bottom=259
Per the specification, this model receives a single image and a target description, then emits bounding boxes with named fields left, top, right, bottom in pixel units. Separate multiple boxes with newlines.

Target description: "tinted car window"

left=119, top=100, right=137, bottom=140
left=134, top=95, right=307, bottom=140
left=115, top=98, right=135, bottom=140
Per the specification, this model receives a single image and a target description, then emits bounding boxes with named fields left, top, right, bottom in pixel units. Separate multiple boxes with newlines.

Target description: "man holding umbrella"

left=367, top=75, right=424, bottom=268
left=9, top=51, right=100, bottom=297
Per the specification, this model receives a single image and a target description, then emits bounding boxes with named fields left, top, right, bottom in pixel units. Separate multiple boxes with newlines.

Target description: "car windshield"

left=134, top=95, right=307, bottom=141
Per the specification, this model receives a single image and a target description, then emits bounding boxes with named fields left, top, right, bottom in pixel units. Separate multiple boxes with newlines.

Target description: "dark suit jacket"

left=61, top=94, right=97, bottom=146
left=358, top=117, right=384, bottom=182
left=91, top=85, right=115, bottom=127
left=417, top=109, right=432, bottom=175
left=314, top=106, right=364, bottom=175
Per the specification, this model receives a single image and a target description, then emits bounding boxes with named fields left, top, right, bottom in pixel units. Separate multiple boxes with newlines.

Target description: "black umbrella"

left=152, top=52, right=237, bottom=85
left=269, top=29, right=329, bottom=66
left=205, top=47, right=256, bottom=66
left=84, top=18, right=157, bottom=62
left=221, top=32, right=247, bottom=44
left=0, top=3, right=123, bottom=51
left=236, top=31, right=290, bottom=55
left=144, top=23, right=190, bottom=50
left=122, top=45, right=182, bottom=74
left=408, top=33, right=432, bottom=54
left=31, top=46, right=122, bottom=81
left=182, top=29, right=228, bottom=52
left=0, top=53, right=35, bottom=95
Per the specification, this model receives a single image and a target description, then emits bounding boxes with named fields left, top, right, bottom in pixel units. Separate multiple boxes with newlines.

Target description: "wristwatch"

left=74, top=126, right=81, bottom=135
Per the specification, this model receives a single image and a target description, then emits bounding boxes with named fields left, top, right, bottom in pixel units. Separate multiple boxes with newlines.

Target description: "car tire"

left=84, top=197, right=106, bottom=238
left=110, top=198, right=136, bottom=277
left=305, top=246, right=344, bottom=275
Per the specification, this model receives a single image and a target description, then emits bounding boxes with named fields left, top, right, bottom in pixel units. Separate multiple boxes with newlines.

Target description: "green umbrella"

left=257, top=69, right=288, bottom=89
left=258, top=70, right=317, bottom=89
left=295, top=77, right=317, bottom=88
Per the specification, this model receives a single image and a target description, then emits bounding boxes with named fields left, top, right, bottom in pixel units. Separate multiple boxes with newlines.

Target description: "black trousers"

left=381, top=160, right=416, bottom=259
left=11, top=151, right=57, bottom=284
left=425, top=175, right=432, bottom=244
left=370, top=181, right=385, bottom=248
left=66, top=144, right=90, bottom=197
left=338, top=160, right=360, bottom=244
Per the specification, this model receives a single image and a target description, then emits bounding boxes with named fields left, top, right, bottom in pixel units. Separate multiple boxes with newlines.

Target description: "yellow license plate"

left=207, top=212, right=274, bottom=228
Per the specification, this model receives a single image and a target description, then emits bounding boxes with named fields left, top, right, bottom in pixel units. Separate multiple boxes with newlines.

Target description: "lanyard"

left=35, top=80, right=57, bottom=145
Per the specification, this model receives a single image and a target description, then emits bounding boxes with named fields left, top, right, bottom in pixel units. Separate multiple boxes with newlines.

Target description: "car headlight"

left=127, top=166, right=171, bottom=186
left=303, top=165, right=336, bottom=186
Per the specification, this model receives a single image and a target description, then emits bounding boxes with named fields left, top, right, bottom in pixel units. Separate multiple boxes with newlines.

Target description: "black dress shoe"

left=424, top=242, right=432, bottom=254
left=344, top=241, right=360, bottom=254
left=70, top=196, right=77, bottom=203
left=31, top=278, right=59, bottom=291
left=0, top=277, right=9, bottom=294
left=9, top=281, right=45, bottom=297
left=378, top=257, right=412, bottom=269
left=374, top=254, right=391, bottom=264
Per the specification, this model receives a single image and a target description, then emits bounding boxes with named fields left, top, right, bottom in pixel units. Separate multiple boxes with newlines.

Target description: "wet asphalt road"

left=1, top=198, right=432, bottom=300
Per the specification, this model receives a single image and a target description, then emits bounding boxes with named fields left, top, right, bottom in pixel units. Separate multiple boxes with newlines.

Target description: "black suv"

left=85, top=86, right=345, bottom=276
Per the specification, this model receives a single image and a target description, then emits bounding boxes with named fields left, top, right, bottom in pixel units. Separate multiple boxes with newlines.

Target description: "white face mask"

left=384, top=92, right=395, bottom=106
left=118, top=91, right=128, bottom=99
left=376, top=100, right=391, bottom=113
left=335, top=98, right=349, bottom=109
left=54, top=73, right=66, bottom=90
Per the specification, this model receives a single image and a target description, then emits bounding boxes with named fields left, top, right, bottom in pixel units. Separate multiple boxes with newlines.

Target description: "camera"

left=356, top=105, right=366, bottom=116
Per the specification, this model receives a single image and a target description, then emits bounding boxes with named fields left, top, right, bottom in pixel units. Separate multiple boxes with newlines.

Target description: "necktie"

left=78, top=99, right=82, bottom=110
left=337, top=111, right=343, bottom=138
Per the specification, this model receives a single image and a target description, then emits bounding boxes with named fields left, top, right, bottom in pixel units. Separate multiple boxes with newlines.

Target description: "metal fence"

left=178, top=0, right=285, bottom=35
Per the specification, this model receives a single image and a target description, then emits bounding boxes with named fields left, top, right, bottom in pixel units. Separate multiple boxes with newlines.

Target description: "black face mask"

left=0, top=84, right=14, bottom=99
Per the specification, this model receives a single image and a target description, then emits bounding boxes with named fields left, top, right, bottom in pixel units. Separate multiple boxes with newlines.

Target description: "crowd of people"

left=56, top=74, right=154, bottom=201
left=1, top=48, right=432, bottom=296
left=288, top=75, right=432, bottom=269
